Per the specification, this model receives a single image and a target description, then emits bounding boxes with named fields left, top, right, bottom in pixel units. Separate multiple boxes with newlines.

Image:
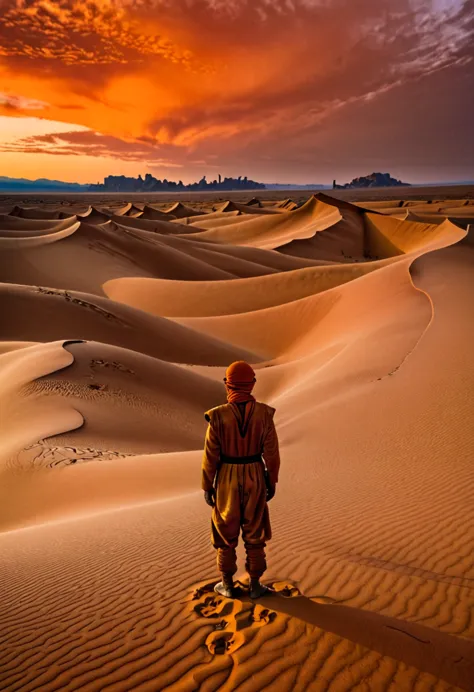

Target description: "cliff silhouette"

left=89, top=173, right=265, bottom=193
left=333, top=172, right=410, bottom=189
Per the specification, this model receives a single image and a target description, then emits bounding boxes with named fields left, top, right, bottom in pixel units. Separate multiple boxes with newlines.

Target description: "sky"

left=0, top=0, right=473, bottom=185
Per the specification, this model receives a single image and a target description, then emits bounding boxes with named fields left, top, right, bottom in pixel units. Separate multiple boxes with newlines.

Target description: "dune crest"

left=188, top=196, right=343, bottom=249
left=166, top=201, right=205, bottom=218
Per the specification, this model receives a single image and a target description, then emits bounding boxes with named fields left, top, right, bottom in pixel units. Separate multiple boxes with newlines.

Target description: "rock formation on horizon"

left=334, top=172, right=410, bottom=189
left=89, top=173, right=265, bottom=193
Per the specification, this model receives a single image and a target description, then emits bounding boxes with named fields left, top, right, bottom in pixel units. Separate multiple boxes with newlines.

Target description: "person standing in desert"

left=202, top=361, right=280, bottom=599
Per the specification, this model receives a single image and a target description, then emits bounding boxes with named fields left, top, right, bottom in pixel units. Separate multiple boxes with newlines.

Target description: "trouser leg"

left=241, top=463, right=271, bottom=580
left=244, top=542, right=267, bottom=579
left=211, top=464, right=240, bottom=578
left=211, top=509, right=239, bottom=578
left=217, top=546, right=237, bottom=577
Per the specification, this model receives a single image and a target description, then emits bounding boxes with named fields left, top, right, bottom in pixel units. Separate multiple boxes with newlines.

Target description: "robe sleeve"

left=202, top=410, right=221, bottom=492
left=263, top=407, right=280, bottom=486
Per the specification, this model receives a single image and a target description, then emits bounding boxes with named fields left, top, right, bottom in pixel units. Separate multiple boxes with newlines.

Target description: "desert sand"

left=1, top=189, right=474, bottom=691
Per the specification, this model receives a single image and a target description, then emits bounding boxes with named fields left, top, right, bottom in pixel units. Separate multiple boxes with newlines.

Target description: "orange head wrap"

left=224, top=361, right=256, bottom=404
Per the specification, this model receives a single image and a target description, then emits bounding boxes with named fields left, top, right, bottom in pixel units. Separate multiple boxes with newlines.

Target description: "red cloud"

left=0, top=128, right=184, bottom=165
left=0, top=0, right=473, bottom=182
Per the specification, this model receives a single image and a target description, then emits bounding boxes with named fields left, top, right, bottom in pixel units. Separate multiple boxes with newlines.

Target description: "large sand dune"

left=1, top=192, right=473, bottom=691
left=0, top=283, right=258, bottom=364
left=189, top=196, right=343, bottom=249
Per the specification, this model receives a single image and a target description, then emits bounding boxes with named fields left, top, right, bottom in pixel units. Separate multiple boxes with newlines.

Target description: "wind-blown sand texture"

left=1, top=190, right=474, bottom=692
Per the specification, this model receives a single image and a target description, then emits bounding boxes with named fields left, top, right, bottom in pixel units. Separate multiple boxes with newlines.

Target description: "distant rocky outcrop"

left=89, top=173, right=265, bottom=193
left=333, top=173, right=410, bottom=189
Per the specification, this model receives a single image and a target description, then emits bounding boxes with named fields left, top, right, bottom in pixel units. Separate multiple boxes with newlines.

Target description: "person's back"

left=202, top=361, right=280, bottom=599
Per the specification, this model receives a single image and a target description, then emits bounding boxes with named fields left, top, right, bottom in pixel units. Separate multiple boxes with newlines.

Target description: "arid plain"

left=1, top=186, right=474, bottom=691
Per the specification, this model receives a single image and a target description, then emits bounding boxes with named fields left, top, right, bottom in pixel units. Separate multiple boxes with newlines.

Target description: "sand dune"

left=105, top=263, right=383, bottom=318
left=110, top=215, right=201, bottom=235
left=439, top=206, right=474, bottom=217
left=365, top=215, right=463, bottom=256
left=0, top=221, right=167, bottom=292
left=188, top=214, right=259, bottom=230
left=376, top=206, right=411, bottom=216
left=96, top=203, right=144, bottom=218
left=355, top=199, right=405, bottom=209
left=101, top=202, right=133, bottom=216
left=124, top=203, right=145, bottom=216
left=109, top=230, right=334, bottom=278
left=183, top=209, right=242, bottom=223
left=0, top=446, right=204, bottom=531
left=399, top=201, right=472, bottom=216
left=245, top=197, right=262, bottom=207
left=0, top=221, right=80, bottom=248
left=140, top=204, right=176, bottom=220
left=218, top=200, right=282, bottom=215
left=0, top=221, right=251, bottom=292
left=1, top=192, right=473, bottom=692
left=277, top=198, right=298, bottom=210
left=405, top=210, right=474, bottom=229
left=21, top=340, right=225, bottom=454
left=1, top=215, right=327, bottom=295
left=176, top=210, right=244, bottom=230
left=0, top=214, right=79, bottom=231
left=278, top=204, right=366, bottom=261
left=9, top=205, right=75, bottom=220
left=0, top=282, right=257, bottom=364
left=188, top=196, right=343, bottom=249
left=172, top=257, right=430, bottom=362
left=77, top=207, right=114, bottom=224
left=166, top=201, right=205, bottom=218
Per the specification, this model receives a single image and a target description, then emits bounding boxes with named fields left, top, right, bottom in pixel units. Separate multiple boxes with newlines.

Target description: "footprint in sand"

left=193, top=595, right=242, bottom=620
left=191, top=583, right=216, bottom=600
left=250, top=603, right=277, bottom=627
left=269, top=581, right=337, bottom=604
left=191, top=582, right=277, bottom=656
left=197, top=595, right=244, bottom=655
left=205, top=630, right=245, bottom=655
left=270, top=581, right=301, bottom=598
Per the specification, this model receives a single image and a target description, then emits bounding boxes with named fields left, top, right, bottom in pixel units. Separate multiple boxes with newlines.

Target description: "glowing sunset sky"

left=0, top=0, right=473, bottom=184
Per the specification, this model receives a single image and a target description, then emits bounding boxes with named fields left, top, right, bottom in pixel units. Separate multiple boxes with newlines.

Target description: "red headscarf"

left=225, top=361, right=256, bottom=404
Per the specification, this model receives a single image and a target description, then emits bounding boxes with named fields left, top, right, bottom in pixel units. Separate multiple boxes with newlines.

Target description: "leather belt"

left=220, top=453, right=263, bottom=465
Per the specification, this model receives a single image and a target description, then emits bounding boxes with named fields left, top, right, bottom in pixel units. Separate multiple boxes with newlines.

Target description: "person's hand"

left=266, top=484, right=276, bottom=502
left=204, top=488, right=215, bottom=507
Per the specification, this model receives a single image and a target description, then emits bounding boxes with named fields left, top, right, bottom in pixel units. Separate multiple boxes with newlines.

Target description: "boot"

left=249, top=578, right=270, bottom=599
left=214, top=574, right=234, bottom=599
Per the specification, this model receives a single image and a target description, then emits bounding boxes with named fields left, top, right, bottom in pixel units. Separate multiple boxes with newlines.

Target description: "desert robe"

left=202, top=400, right=280, bottom=579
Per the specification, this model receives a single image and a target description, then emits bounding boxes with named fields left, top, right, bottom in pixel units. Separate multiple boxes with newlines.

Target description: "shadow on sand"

left=190, top=579, right=474, bottom=688
left=263, top=585, right=474, bottom=691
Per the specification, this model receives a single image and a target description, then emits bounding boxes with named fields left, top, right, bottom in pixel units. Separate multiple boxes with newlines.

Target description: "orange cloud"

left=0, top=0, right=472, bottom=183
left=0, top=0, right=196, bottom=67
left=0, top=91, right=49, bottom=110
left=0, top=128, right=183, bottom=164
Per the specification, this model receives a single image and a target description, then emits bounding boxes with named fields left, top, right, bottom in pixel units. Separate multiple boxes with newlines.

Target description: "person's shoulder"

left=255, top=401, right=276, bottom=418
left=204, top=403, right=228, bottom=423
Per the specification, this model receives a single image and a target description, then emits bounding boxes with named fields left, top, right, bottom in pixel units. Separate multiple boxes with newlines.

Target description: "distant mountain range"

left=0, top=176, right=88, bottom=192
